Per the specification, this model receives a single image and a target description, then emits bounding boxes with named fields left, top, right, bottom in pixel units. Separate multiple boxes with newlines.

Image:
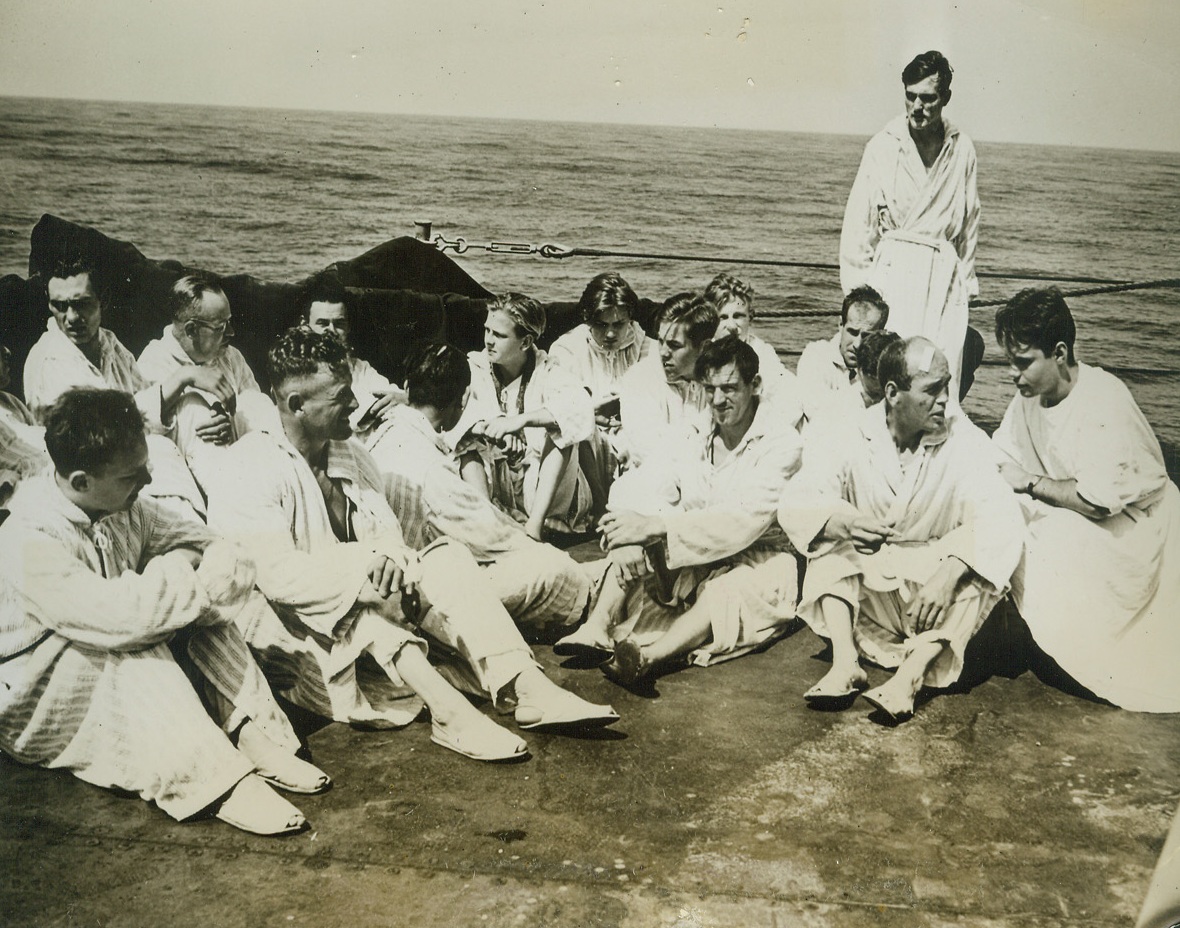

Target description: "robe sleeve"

left=535, top=357, right=593, bottom=449
left=1, top=530, right=213, bottom=652
left=420, top=461, right=531, bottom=560
left=839, top=141, right=880, bottom=294
left=663, top=428, right=803, bottom=569
left=206, top=444, right=372, bottom=636
left=777, top=428, right=860, bottom=557
left=954, top=140, right=981, bottom=298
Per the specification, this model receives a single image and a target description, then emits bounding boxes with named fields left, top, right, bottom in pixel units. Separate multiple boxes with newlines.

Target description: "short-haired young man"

left=0, top=388, right=326, bottom=835
left=992, top=288, right=1180, bottom=712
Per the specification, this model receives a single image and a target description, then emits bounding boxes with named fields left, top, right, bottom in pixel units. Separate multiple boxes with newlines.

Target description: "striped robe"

left=0, top=470, right=298, bottom=820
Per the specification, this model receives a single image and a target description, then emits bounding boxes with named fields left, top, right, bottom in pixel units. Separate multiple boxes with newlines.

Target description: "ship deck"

left=3, top=539, right=1177, bottom=928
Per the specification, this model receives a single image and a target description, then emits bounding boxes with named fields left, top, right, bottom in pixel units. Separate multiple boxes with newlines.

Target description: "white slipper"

left=216, top=774, right=307, bottom=836
left=430, top=716, right=529, bottom=763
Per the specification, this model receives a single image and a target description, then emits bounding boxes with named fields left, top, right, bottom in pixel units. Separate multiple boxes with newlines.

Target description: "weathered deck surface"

left=3, top=568, right=1177, bottom=928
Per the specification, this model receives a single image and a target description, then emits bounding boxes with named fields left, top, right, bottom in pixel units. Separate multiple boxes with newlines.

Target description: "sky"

left=1, top=0, right=1178, bottom=151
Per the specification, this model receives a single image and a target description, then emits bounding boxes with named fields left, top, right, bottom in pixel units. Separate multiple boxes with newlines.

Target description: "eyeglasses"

left=189, top=318, right=234, bottom=337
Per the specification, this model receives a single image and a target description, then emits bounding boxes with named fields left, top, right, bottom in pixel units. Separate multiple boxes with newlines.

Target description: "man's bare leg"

left=862, top=638, right=945, bottom=721
left=603, top=601, right=710, bottom=686
left=554, top=562, right=627, bottom=655
left=524, top=438, right=575, bottom=541
left=388, top=645, right=528, bottom=761
left=805, top=595, right=869, bottom=700
left=578, top=439, right=610, bottom=522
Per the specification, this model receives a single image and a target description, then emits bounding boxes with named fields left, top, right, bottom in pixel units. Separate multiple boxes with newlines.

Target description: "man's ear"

left=883, top=381, right=900, bottom=405
left=941, top=88, right=952, bottom=107
left=68, top=470, right=91, bottom=493
left=751, top=373, right=763, bottom=397
left=1052, top=341, right=1070, bottom=364
left=283, top=391, right=304, bottom=415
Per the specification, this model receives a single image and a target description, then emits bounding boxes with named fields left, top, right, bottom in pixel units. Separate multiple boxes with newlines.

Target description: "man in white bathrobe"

left=992, top=288, right=1180, bottom=713
left=0, top=388, right=326, bottom=835
left=23, top=258, right=223, bottom=520
left=137, top=272, right=279, bottom=493
left=796, top=286, right=888, bottom=431
left=840, top=50, right=983, bottom=400
left=206, top=328, right=616, bottom=760
left=369, top=343, right=597, bottom=639
left=565, top=336, right=803, bottom=685
left=779, top=337, right=1023, bottom=722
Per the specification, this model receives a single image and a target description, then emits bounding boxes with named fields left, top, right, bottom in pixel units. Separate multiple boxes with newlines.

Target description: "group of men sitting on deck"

left=1, top=48, right=1176, bottom=840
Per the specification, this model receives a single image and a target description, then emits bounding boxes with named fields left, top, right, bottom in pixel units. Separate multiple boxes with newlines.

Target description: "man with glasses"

left=23, top=258, right=210, bottom=519
left=139, top=272, right=279, bottom=492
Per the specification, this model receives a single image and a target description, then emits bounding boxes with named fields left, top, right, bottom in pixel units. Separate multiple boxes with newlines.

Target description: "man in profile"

left=0, top=388, right=325, bottom=836
left=840, top=50, right=982, bottom=400
left=779, top=337, right=1022, bottom=722
left=795, top=286, right=888, bottom=431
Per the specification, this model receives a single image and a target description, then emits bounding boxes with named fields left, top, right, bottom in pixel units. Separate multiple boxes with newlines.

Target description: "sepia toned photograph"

left=1, top=2, right=1178, bottom=926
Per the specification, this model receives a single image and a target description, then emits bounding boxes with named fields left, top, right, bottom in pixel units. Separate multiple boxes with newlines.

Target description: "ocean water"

left=1, top=96, right=1177, bottom=445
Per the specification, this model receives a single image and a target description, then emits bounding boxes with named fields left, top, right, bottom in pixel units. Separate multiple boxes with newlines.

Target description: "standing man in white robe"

left=369, top=343, right=598, bottom=639
left=616, top=293, right=719, bottom=470
left=137, top=272, right=278, bottom=493
left=992, top=288, right=1180, bottom=713
left=779, top=337, right=1023, bottom=722
left=840, top=50, right=982, bottom=400
left=796, top=286, right=888, bottom=432
left=562, top=336, right=803, bottom=685
left=207, top=328, right=616, bottom=759
left=23, top=258, right=219, bottom=520
left=0, top=389, right=326, bottom=835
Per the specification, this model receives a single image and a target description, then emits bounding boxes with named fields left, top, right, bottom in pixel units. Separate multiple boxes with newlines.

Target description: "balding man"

left=779, top=337, right=1022, bottom=722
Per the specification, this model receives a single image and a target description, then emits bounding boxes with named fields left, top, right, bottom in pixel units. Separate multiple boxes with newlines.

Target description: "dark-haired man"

left=23, top=259, right=213, bottom=519
left=138, top=273, right=278, bottom=491
left=779, top=337, right=1021, bottom=722
left=0, top=388, right=326, bottom=835
left=565, top=336, right=803, bottom=685
left=206, top=328, right=615, bottom=759
left=369, top=343, right=600, bottom=638
left=992, top=288, right=1180, bottom=712
left=301, top=276, right=405, bottom=441
left=840, top=50, right=981, bottom=401
left=796, top=286, right=888, bottom=431
left=616, top=293, right=719, bottom=469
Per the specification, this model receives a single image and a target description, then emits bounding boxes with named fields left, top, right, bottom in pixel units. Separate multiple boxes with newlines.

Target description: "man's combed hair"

left=704, top=273, right=754, bottom=314
left=856, top=330, right=903, bottom=380
left=168, top=271, right=226, bottom=323
left=876, top=337, right=914, bottom=394
left=43, top=388, right=146, bottom=475
left=656, top=292, right=719, bottom=347
left=404, top=342, right=471, bottom=410
left=578, top=272, right=639, bottom=324
left=694, top=333, right=759, bottom=384
left=995, top=287, right=1077, bottom=364
left=298, top=272, right=350, bottom=319
left=487, top=292, right=546, bottom=341
left=268, top=326, right=352, bottom=388
left=37, top=253, right=101, bottom=301
left=902, top=50, right=953, bottom=94
left=841, top=285, right=890, bottom=326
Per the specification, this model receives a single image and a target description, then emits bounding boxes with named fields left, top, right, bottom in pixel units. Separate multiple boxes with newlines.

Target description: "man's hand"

left=184, top=366, right=237, bottom=406
left=907, top=557, right=970, bottom=633
left=366, top=555, right=410, bottom=600
left=595, top=413, right=621, bottom=431
left=600, top=510, right=666, bottom=549
left=194, top=406, right=234, bottom=445
left=482, top=414, right=527, bottom=443
left=999, top=461, right=1035, bottom=492
left=173, top=546, right=204, bottom=569
left=823, top=513, right=896, bottom=554
left=365, top=389, right=407, bottom=422
left=610, top=543, right=651, bottom=582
